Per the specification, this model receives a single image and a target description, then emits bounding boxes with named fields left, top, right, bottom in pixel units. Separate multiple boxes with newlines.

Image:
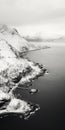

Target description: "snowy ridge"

left=0, top=24, right=30, bottom=55
left=0, top=25, right=46, bottom=119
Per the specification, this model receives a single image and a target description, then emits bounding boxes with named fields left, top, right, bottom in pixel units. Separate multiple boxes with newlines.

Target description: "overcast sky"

left=0, top=0, right=65, bottom=25
left=0, top=0, right=65, bottom=37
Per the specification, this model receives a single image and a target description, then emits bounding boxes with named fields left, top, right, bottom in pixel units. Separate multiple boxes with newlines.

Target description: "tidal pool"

left=0, top=46, right=65, bottom=130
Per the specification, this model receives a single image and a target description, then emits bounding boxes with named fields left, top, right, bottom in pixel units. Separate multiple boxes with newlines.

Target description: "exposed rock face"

left=0, top=25, right=46, bottom=119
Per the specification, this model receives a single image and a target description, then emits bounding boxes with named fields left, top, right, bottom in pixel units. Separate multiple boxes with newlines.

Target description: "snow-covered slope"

left=0, top=25, right=49, bottom=54
left=0, top=25, right=29, bottom=55
left=0, top=25, right=46, bottom=118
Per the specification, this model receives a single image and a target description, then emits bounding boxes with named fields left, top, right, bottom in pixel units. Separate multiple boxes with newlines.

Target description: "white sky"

left=0, top=0, right=65, bottom=25
left=0, top=0, right=65, bottom=37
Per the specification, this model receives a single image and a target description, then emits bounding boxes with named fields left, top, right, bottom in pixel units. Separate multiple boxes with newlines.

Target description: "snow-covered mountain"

left=0, top=24, right=30, bottom=56
left=0, top=25, right=46, bottom=117
left=24, top=34, right=65, bottom=43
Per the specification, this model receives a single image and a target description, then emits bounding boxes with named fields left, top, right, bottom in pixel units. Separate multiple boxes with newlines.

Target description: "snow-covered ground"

left=0, top=25, right=46, bottom=118
left=1, top=24, right=65, bottom=118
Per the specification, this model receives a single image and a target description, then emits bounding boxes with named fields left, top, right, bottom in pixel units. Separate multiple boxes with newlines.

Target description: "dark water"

left=0, top=46, right=65, bottom=130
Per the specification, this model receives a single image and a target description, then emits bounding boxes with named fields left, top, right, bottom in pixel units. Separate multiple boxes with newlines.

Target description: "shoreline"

left=0, top=51, right=47, bottom=119
left=0, top=25, right=47, bottom=119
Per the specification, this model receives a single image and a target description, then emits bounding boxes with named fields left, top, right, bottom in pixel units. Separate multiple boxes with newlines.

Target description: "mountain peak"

left=0, top=24, right=18, bottom=35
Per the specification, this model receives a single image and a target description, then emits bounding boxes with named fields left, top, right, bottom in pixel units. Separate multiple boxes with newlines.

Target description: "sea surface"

left=0, top=45, right=65, bottom=130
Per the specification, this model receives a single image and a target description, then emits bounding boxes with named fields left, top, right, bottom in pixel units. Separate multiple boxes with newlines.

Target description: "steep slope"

left=0, top=25, right=46, bottom=118
left=0, top=25, right=29, bottom=56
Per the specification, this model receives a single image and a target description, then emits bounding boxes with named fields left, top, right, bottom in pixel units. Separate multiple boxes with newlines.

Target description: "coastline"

left=0, top=25, right=47, bottom=119
left=0, top=56, right=46, bottom=119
